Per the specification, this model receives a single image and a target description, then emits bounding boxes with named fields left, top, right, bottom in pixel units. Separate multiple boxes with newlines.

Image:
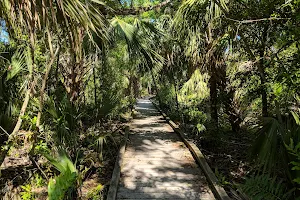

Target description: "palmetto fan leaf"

left=95, top=132, right=117, bottom=161
left=6, top=48, right=27, bottom=81
left=110, top=17, right=164, bottom=72
left=43, top=151, right=78, bottom=200
left=173, top=0, right=231, bottom=71
left=0, top=0, right=109, bottom=48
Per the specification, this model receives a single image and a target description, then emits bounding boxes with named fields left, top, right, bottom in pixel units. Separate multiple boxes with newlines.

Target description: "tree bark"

left=224, top=90, right=242, bottom=132
left=114, top=0, right=171, bottom=15
left=93, top=67, right=97, bottom=106
left=36, top=47, right=60, bottom=128
left=259, top=24, right=269, bottom=117
left=132, top=75, right=139, bottom=98
left=174, top=83, right=180, bottom=113
left=12, top=88, right=31, bottom=137
left=209, top=71, right=218, bottom=128
left=258, top=50, right=268, bottom=117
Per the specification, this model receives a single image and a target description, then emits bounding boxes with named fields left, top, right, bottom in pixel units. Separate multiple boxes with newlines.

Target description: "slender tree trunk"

left=148, top=67, right=164, bottom=107
left=133, top=75, right=139, bottom=98
left=93, top=67, right=97, bottom=106
left=12, top=89, right=31, bottom=137
left=224, top=90, right=242, bottom=132
left=173, top=80, right=180, bottom=113
left=174, top=84, right=180, bottom=112
left=55, top=50, right=60, bottom=86
left=218, top=62, right=242, bottom=132
left=209, top=71, right=218, bottom=128
left=0, top=84, right=33, bottom=165
left=128, top=74, right=133, bottom=96
left=150, top=68, right=159, bottom=95
left=36, top=47, right=60, bottom=128
left=258, top=50, right=268, bottom=117
left=187, top=61, right=197, bottom=80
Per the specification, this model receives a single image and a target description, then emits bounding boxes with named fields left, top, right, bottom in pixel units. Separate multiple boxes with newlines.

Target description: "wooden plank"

left=151, top=101, right=231, bottom=200
left=122, top=160, right=198, bottom=168
left=122, top=164, right=200, bottom=171
left=120, top=170, right=203, bottom=178
left=107, top=126, right=130, bottom=200
left=120, top=182, right=206, bottom=189
left=116, top=99, right=217, bottom=200
left=120, top=176, right=206, bottom=183
left=118, top=186, right=209, bottom=193
left=117, top=191, right=214, bottom=199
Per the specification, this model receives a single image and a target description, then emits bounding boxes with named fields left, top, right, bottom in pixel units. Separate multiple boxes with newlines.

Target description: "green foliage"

left=86, top=184, right=104, bottom=200
left=92, top=130, right=117, bottom=161
left=214, top=168, right=231, bottom=187
left=33, top=174, right=45, bottom=187
left=158, top=84, right=177, bottom=110
left=286, top=139, right=300, bottom=185
left=20, top=174, right=46, bottom=200
left=178, top=70, right=209, bottom=106
left=241, top=175, right=293, bottom=200
left=182, top=107, right=207, bottom=125
left=45, top=96, right=82, bottom=147
left=20, top=184, right=34, bottom=200
left=1, top=0, right=300, bottom=199
left=252, top=103, right=300, bottom=180
left=44, top=152, right=78, bottom=200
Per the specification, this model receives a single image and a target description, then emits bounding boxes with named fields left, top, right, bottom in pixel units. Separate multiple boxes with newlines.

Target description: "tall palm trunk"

left=93, top=67, right=97, bottom=106
left=174, top=82, right=180, bottom=113
left=219, top=63, right=242, bottom=132
left=223, top=90, right=242, bottom=132
left=149, top=67, right=163, bottom=105
left=259, top=50, right=268, bottom=117
left=36, top=47, right=60, bottom=128
left=132, top=75, right=139, bottom=98
left=209, top=69, right=218, bottom=128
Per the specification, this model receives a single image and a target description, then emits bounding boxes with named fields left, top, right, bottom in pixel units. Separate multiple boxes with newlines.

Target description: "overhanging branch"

left=114, top=0, right=171, bottom=15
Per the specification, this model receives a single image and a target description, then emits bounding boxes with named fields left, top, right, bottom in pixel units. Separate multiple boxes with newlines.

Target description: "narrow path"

left=117, top=98, right=215, bottom=199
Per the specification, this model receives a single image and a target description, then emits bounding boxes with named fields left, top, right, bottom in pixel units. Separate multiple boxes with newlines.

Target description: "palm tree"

left=0, top=0, right=108, bottom=165
left=174, top=0, right=229, bottom=129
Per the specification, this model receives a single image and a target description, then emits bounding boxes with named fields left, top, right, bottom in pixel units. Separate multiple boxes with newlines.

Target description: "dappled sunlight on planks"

left=116, top=98, right=215, bottom=199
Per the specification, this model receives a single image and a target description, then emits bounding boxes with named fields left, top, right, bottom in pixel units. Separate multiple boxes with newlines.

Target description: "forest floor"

left=0, top=121, right=128, bottom=199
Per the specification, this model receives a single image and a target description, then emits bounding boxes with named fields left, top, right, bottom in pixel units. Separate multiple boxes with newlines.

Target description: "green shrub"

left=87, top=184, right=104, bottom=200
left=241, top=175, right=294, bottom=200
left=44, top=152, right=78, bottom=200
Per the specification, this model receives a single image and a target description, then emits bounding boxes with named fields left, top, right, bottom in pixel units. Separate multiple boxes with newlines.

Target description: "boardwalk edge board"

left=107, top=126, right=130, bottom=200
left=151, top=100, right=231, bottom=200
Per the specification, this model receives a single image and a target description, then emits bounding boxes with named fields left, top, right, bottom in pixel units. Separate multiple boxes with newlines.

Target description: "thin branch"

left=114, top=0, right=171, bottom=15
left=0, top=126, right=10, bottom=137
left=225, top=17, right=290, bottom=24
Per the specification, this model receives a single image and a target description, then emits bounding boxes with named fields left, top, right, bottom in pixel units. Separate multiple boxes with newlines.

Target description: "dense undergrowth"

left=1, top=0, right=300, bottom=199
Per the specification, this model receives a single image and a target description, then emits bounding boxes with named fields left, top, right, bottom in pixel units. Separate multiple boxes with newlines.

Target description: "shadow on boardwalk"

left=116, top=98, right=215, bottom=199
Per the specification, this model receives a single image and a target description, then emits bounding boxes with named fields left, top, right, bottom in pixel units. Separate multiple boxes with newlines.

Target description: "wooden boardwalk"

left=116, top=99, right=216, bottom=199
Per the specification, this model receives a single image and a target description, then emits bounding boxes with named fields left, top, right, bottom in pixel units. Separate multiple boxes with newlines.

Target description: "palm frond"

left=6, top=48, right=27, bottom=81
left=241, top=174, right=294, bottom=200
left=95, top=132, right=117, bottom=161
left=43, top=151, right=78, bottom=200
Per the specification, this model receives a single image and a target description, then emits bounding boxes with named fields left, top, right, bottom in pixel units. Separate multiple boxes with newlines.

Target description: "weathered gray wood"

left=120, top=181, right=207, bottom=188
left=117, top=191, right=214, bottom=199
left=151, top=101, right=231, bottom=200
left=116, top=99, right=216, bottom=200
left=107, top=126, right=129, bottom=200
left=118, top=186, right=208, bottom=193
